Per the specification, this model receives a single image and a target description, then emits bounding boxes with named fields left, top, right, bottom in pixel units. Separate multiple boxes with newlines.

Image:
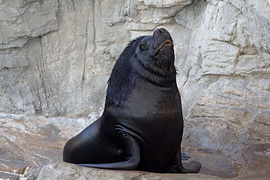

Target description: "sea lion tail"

left=77, top=157, right=139, bottom=170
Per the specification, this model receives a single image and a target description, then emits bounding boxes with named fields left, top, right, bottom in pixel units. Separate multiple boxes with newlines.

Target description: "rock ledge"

left=37, top=162, right=222, bottom=180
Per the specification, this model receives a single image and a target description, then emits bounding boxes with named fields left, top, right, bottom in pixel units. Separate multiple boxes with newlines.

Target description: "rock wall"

left=178, top=0, right=270, bottom=175
left=0, top=0, right=270, bottom=177
left=0, top=0, right=195, bottom=116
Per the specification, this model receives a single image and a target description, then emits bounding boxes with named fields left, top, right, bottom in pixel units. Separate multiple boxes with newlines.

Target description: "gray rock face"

left=0, top=0, right=194, bottom=116
left=0, top=0, right=270, bottom=179
left=178, top=0, right=270, bottom=176
left=0, top=0, right=58, bottom=49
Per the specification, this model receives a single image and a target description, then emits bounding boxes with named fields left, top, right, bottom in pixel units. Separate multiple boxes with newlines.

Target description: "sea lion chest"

left=126, top=77, right=182, bottom=141
left=104, top=77, right=183, bottom=170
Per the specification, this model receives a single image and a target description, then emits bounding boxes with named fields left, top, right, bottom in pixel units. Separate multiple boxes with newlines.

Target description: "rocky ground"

left=37, top=162, right=224, bottom=180
left=0, top=113, right=91, bottom=179
left=37, top=162, right=270, bottom=180
left=0, top=113, right=269, bottom=179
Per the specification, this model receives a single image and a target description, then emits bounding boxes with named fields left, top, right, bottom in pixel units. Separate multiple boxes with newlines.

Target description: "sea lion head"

left=134, top=28, right=175, bottom=76
left=107, top=28, right=176, bottom=105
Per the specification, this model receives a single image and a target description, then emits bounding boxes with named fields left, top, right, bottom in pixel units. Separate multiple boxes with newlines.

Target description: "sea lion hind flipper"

left=78, top=130, right=140, bottom=170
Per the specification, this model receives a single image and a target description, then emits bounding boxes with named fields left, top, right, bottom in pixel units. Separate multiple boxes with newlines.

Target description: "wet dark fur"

left=63, top=28, right=201, bottom=173
left=107, top=36, right=145, bottom=105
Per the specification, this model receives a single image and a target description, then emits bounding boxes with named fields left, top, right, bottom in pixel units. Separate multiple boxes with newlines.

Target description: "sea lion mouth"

left=154, top=40, right=174, bottom=56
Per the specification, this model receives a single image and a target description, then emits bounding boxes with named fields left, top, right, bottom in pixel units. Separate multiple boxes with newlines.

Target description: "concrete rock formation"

left=0, top=0, right=270, bottom=179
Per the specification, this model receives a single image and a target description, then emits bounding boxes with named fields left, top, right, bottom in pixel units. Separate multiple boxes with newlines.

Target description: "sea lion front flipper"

left=78, top=130, right=140, bottom=170
left=181, top=153, right=191, bottom=160
left=172, top=148, right=201, bottom=173
left=181, top=161, right=201, bottom=173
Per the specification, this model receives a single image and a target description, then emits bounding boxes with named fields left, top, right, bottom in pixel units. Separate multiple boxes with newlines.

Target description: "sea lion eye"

left=140, top=42, right=148, bottom=51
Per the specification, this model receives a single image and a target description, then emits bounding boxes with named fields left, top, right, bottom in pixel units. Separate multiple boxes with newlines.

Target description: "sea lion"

left=63, top=28, right=201, bottom=173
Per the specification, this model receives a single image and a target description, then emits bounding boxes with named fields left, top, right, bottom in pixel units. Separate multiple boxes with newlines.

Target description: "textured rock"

left=0, top=0, right=194, bottom=116
left=36, top=162, right=270, bottom=180
left=0, top=113, right=236, bottom=179
left=0, top=0, right=58, bottom=49
left=177, top=0, right=270, bottom=177
left=139, top=0, right=192, bottom=8
left=0, top=113, right=94, bottom=179
left=37, top=162, right=222, bottom=180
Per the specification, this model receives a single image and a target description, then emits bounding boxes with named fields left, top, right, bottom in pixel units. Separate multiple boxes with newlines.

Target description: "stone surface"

left=0, top=113, right=269, bottom=179
left=177, top=0, right=270, bottom=177
left=36, top=162, right=270, bottom=180
left=37, top=162, right=222, bottom=180
left=0, top=0, right=270, bottom=179
left=0, top=113, right=95, bottom=179
left=0, top=113, right=233, bottom=179
left=0, top=0, right=58, bottom=49
left=139, top=0, right=192, bottom=8
left=0, top=0, right=194, bottom=116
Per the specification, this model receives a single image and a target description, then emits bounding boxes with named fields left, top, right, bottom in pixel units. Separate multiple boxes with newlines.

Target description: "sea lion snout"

left=153, top=28, right=174, bottom=55
left=154, top=28, right=172, bottom=40
left=153, top=28, right=173, bottom=44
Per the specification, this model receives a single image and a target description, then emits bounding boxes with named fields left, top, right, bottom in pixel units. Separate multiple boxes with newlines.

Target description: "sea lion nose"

left=154, top=28, right=169, bottom=36
left=153, top=28, right=172, bottom=43
left=158, top=28, right=167, bottom=34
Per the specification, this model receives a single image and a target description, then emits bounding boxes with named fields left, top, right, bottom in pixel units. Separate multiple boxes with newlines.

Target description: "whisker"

left=155, top=40, right=174, bottom=56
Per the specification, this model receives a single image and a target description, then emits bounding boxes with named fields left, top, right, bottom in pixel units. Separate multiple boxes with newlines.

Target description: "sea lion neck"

left=132, top=56, right=176, bottom=87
